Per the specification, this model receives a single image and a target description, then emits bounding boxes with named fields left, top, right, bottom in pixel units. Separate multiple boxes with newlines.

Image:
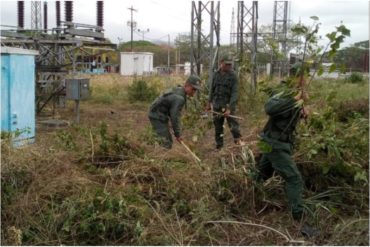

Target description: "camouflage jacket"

left=209, top=69, right=239, bottom=112
left=148, top=86, right=186, bottom=137
left=261, top=93, right=302, bottom=149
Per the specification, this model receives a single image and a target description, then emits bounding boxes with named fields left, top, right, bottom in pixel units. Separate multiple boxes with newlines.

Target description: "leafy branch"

left=290, top=16, right=351, bottom=92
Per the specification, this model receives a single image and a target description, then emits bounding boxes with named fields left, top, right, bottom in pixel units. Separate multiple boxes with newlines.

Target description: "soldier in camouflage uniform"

left=148, top=75, right=201, bottom=149
left=257, top=88, right=306, bottom=221
left=255, top=83, right=321, bottom=238
left=206, top=55, right=242, bottom=149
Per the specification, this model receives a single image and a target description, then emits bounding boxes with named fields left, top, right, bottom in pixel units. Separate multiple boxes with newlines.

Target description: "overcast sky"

left=0, top=0, right=368, bottom=48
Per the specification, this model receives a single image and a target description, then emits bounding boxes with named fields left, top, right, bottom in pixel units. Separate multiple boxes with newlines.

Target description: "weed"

left=345, top=72, right=364, bottom=83
left=56, top=130, right=77, bottom=150
left=127, top=79, right=159, bottom=103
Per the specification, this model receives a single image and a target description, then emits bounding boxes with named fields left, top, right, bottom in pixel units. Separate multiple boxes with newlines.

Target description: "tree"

left=334, top=40, right=369, bottom=72
left=174, top=33, right=192, bottom=64
left=288, top=17, right=350, bottom=81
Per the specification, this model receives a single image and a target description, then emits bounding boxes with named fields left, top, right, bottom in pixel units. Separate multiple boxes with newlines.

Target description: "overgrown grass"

left=1, top=76, right=368, bottom=245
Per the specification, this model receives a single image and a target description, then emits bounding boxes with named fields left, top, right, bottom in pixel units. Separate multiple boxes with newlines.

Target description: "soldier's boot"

left=300, top=223, right=320, bottom=238
left=293, top=212, right=320, bottom=238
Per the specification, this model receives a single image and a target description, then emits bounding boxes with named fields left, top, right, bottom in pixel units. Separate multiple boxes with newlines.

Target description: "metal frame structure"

left=190, top=1, right=220, bottom=88
left=31, top=1, right=42, bottom=30
left=271, top=0, right=289, bottom=77
left=1, top=1, right=115, bottom=114
left=237, top=1, right=258, bottom=94
left=230, top=8, right=236, bottom=48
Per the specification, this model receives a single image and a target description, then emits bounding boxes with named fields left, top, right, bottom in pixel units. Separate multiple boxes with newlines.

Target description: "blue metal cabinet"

left=1, top=47, right=38, bottom=146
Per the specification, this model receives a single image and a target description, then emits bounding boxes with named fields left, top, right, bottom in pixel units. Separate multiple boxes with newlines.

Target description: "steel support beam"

left=237, top=1, right=258, bottom=94
left=190, top=1, right=220, bottom=88
left=271, top=1, right=289, bottom=77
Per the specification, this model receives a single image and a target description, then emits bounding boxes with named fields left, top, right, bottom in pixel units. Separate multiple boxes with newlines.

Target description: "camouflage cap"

left=220, top=55, right=233, bottom=64
left=186, top=75, right=201, bottom=90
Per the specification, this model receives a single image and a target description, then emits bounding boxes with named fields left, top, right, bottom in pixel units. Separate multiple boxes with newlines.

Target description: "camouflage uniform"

left=148, top=86, right=186, bottom=149
left=257, top=93, right=304, bottom=220
left=209, top=69, right=242, bottom=149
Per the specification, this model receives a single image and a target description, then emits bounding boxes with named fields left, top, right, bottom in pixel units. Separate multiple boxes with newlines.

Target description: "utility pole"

left=167, top=34, right=170, bottom=73
left=127, top=6, right=137, bottom=51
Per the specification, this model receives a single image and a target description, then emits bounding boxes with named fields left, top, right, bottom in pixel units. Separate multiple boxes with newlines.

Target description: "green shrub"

left=346, top=72, right=364, bottom=83
left=127, top=79, right=159, bottom=103
left=298, top=104, right=369, bottom=188
left=20, top=189, right=147, bottom=245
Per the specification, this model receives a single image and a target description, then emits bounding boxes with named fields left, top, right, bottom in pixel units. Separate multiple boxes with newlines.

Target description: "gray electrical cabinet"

left=65, top=79, right=90, bottom=100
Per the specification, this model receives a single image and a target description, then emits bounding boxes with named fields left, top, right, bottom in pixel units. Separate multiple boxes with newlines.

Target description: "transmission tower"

left=237, top=1, right=258, bottom=94
left=230, top=8, right=236, bottom=48
left=190, top=1, right=220, bottom=88
left=31, top=1, right=42, bottom=30
left=271, top=1, right=289, bottom=77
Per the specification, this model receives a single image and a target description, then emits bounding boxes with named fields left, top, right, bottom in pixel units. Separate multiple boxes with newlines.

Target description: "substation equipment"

left=1, top=1, right=116, bottom=118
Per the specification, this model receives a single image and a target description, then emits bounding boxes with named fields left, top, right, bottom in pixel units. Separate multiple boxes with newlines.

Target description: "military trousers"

left=257, top=148, right=304, bottom=220
left=149, top=117, right=172, bottom=149
left=213, top=113, right=242, bottom=148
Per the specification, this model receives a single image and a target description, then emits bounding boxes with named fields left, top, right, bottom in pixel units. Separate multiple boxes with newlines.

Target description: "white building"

left=120, top=52, right=153, bottom=76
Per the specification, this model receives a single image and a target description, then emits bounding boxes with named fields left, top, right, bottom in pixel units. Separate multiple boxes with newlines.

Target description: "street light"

left=137, top=28, right=150, bottom=40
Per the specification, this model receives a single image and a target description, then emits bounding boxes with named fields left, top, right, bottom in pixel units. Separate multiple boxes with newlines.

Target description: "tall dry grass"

left=1, top=75, right=369, bottom=245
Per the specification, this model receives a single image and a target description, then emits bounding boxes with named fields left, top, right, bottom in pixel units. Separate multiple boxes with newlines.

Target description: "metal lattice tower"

left=237, top=1, right=258, bottom=94
left=31, top=1, right=42, bottom=30
left=230, top=8, right=236, bottom=47
left=271, top=1, right=289, bottom=77
left=190, top=1, right=220, bottom=88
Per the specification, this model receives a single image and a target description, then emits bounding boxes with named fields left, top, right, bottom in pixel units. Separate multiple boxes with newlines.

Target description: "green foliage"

left=56, top=130, right=77, bottom=150
left=257, top=140, right=272, bottom=153
left=119, top=40, right=155, bottom=49
left=1, top=128, right=31, bottom=140
left=334, top=43, right=368, bottom=72
left=290, top=17, right=350, bottom=84
left=182, top=79, right=212, bottom=140
left=345, top=72, right=364, bottom=83
left=174, top=33, right=192, bottom=65
left=138, top=126, right=157, bottom=145
left=298, top=97, right=368, bottom=187
left=1, top=168, right=33, bottom=210
left=89, top=83, right=127, bottom=105
left=21, top=189, right=148, bottom=245
left=127, top=79, right=159, bottom=103
left=96, top=122, right=139, bottom=158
